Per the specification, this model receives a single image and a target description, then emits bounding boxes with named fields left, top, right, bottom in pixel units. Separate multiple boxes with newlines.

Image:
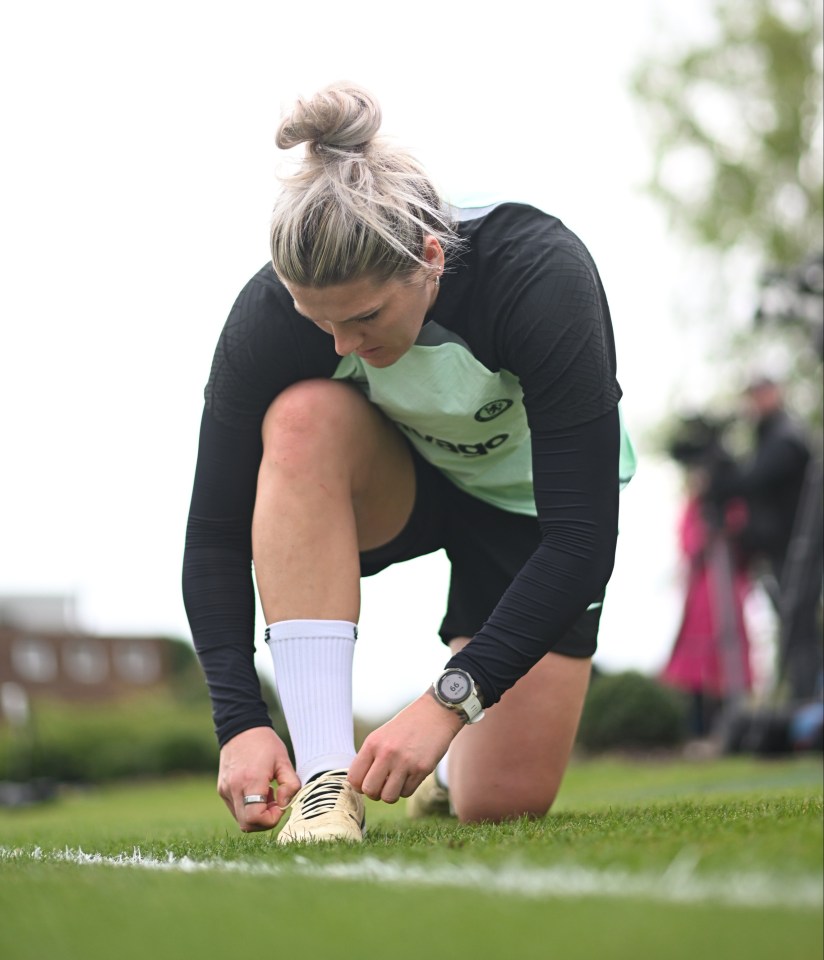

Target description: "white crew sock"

left=436, top=753, right=450, bottom=790
left=265, top=619, right=357, bottom=785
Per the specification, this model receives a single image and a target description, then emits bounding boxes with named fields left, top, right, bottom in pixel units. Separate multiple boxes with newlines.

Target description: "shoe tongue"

left=306, top=768, right=348, bottom=783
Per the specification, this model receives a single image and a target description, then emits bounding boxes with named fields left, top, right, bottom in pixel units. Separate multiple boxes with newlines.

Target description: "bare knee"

left=256, top=379, right=414, bottom=548
left=453, top=777, right=561, bottom=824
left=263, top=380, right=363, bottom=449
left=446, top=649, right=589, bottom=825
left=260, top=380, right=367, bottom=478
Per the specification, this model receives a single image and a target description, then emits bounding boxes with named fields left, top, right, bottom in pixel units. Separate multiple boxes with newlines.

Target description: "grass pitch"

left=0, top=756, right=821, bottom=960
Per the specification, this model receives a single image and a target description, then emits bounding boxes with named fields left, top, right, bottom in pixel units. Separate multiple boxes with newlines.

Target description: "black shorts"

left=359, top=445, right=601, bottom=658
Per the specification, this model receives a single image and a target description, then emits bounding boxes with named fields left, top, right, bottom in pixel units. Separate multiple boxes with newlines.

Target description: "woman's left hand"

left=347, top=691, right=464, bottom=803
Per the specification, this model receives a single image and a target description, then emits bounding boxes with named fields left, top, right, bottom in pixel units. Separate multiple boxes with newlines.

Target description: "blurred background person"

left=662, top=418, right=754, bottom=738
left=708, top=377, right=820, bottom=704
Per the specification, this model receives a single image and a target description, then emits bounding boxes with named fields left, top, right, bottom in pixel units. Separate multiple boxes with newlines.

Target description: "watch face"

left=438, top=670, right=471, bottom=704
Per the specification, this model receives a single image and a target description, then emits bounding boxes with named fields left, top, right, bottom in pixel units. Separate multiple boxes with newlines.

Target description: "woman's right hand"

left=217, top=727, right=300, bottom=832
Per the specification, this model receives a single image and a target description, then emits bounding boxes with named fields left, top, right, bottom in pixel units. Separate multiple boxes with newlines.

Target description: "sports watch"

left=431, top=668, right=485, bottom=724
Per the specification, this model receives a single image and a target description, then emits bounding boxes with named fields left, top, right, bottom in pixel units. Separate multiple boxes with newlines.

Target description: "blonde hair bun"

left=271, top=81, right=461, bottom=286
left=276, top=83, right=381, bottom=152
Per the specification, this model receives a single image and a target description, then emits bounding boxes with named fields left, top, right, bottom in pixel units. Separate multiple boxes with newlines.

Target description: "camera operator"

left=707, top=377, right=818, bottom=702
left=663, top=416, right=754, bottom=736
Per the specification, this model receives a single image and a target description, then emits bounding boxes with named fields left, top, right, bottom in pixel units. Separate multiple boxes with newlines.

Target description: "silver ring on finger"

left=242, top=794, right=268, bottom=805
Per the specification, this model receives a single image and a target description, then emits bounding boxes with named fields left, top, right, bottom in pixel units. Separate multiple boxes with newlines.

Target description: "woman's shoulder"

left=453, top=200, right=594, bottom=268
left=205, top=263, right=338, bottom=428
left=226, top=262, right=293, bottom=322
left=453, top=198, right=550, bottom=227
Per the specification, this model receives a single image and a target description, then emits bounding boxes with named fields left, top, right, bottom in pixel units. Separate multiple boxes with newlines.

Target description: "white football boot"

left=277, top=769, right=366, bottom=844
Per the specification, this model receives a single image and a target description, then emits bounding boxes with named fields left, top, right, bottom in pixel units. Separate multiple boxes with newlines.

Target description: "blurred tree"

left=634, top=0, right=823, bottom=428
left=633, top=0, right=822, bottom=267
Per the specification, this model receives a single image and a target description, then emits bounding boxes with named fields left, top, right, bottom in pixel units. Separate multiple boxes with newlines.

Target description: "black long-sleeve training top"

left=183, top=202, right=633, bottom=745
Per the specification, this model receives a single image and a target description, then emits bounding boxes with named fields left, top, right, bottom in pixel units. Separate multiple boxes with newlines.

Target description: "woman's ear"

left=422, top=235, right=445, bottom=274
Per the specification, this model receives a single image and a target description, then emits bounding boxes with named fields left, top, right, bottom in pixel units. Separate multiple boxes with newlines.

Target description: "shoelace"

left=296, top=772, right=348, bottom=820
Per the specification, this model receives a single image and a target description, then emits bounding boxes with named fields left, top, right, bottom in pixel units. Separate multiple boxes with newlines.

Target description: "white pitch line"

left=1, top=846, right=821, bottom=911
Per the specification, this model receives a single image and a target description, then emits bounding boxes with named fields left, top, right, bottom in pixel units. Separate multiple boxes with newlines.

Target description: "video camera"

left=666, top=414, right=741, bottom=530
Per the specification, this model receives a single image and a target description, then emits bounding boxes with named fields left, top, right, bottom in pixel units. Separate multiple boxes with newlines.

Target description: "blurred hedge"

left=0, top=693, right=220, bottom=783
left=577, top=670, right=689, bottom=753
left=0, top=637, right=294, bottom=783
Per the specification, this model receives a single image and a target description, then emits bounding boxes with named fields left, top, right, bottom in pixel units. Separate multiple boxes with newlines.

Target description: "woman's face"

left=284, top=238, right=444, bottom=369
left=286, top=272, right=437, bottom=368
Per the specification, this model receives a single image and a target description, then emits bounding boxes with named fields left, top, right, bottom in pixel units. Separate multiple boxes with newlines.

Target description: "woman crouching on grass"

left=182, top=81, right=635, bottom=842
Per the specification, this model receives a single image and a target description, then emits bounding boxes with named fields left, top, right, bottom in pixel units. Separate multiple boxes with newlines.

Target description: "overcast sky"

left=2, top=0, right=775, bottom=719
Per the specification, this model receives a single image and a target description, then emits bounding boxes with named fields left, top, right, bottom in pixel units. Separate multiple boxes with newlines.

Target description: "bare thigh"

left=252, top=379, right=416, bottom=624
left=446, top=638, right=591, bottom=823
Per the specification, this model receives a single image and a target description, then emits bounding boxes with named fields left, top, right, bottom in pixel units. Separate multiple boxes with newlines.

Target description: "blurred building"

left=0, top=594, right=174, bottom=711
